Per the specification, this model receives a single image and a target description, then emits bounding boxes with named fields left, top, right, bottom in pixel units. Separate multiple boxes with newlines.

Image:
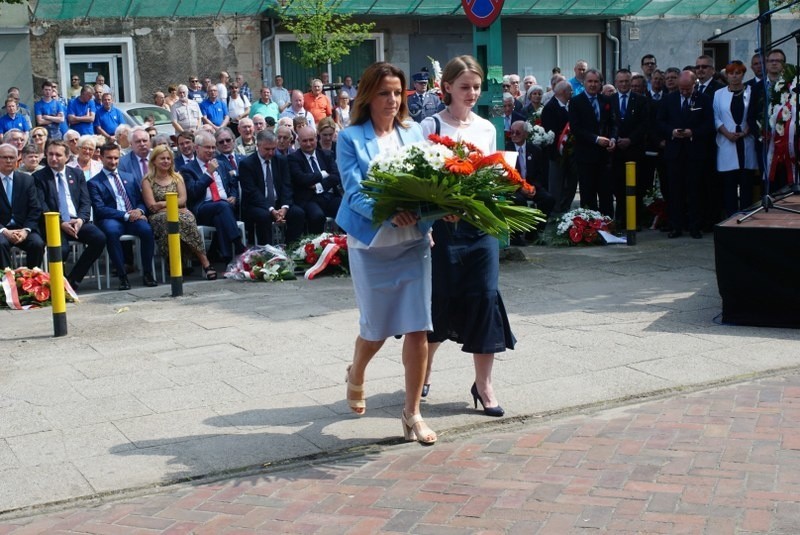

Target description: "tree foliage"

left=278, top=0, right=375, bottom=70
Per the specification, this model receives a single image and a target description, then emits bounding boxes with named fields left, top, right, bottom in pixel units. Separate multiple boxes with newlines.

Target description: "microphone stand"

left=738, top=29, right=800, bottom=223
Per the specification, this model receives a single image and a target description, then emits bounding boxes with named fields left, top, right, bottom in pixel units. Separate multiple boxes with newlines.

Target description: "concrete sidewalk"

left=1, top=230, right=798, bottom=515
left=2, top=372, right=799, bottom=534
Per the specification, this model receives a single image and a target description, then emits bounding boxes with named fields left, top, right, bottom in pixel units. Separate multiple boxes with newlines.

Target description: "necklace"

left=445, top=108, right=473, bottom=127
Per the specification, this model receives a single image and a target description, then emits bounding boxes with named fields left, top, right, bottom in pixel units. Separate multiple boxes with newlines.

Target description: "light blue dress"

left=336, top=119, right=433, bottom=341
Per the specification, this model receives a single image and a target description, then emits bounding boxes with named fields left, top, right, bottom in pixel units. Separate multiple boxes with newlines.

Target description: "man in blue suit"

left=118, top=127, right=151, bottom=186
left=184, top=130, right=244, bottom=263
left=88, top=143, right=157, bottom=290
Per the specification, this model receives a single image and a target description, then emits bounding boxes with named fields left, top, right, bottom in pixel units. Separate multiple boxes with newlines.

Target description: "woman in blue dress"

left=335, top=62, right=437, bottom=445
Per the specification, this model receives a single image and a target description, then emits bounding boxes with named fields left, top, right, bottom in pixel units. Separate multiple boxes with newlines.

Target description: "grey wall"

left=1, top=4, right=34, bottom=108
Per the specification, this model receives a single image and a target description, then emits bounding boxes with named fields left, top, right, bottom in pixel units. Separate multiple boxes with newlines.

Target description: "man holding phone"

left=656, top=70, right=714, bottom=239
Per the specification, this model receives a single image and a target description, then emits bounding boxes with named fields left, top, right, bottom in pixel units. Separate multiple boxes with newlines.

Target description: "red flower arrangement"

left=291, top=233, right=349, bottom=279
left=1, top=267, right=79, bottom=310
left=555, top=208, right=614, bottom=245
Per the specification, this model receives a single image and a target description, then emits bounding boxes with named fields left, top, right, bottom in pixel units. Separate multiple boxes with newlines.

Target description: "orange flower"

left=476, top=152, right=505, bottom=169
left=444, top=156, right=475, bottom=175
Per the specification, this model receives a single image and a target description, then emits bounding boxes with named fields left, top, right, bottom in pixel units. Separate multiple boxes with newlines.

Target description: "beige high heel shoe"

left=401, top=410, right=437, bottom=445
left=345, top=365, right=366, bottom=415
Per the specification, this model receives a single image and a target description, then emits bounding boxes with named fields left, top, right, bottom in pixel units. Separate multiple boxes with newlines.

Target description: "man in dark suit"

left=506, top=121, right=556, bottom=245
left=288, top=126, right=341, bottom=234
left=541, top=80, right=575, bottom=213
left=173, top=131, right=196, bottom=171
left=0, top=144, right=44, bottom=269
left=238, top=129, right=305, bottom=245
left=568, top=68, right=618, bottom=216
left=501, top=93, right=527, bottom=136
left=184, top=130, right=244, bottom=263
left=748, top=49, right=787, bottom=187
left=693, top=55, right=726, bottom=229
left=656, top=70, right=714, bottom=239
left=610, top=69, right=648, bottom=227
left=87, top=143, right=157, bottom=290
left=34, top=139, right=106, bottom=289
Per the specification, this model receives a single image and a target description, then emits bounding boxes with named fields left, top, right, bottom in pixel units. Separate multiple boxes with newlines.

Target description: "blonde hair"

left=143, top=145, right=184, bottom=186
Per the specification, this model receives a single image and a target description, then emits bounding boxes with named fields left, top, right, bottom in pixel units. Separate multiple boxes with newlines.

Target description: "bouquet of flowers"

left=555, top=208, right=614, bottom=245
left=1, top=267, right=79, bottom=310
left=426, top=56, right=442, bottom=95
left=290, top=232, right=349, bottom=279
left=362, top=134, right=545, bottom=237
left=768, top=63, right=798, bottom=181
left=225, top=245, right=296, bottom=282
left=525, top=121, right=555, bottom=146
left=643, top=175, right=667, bottom=230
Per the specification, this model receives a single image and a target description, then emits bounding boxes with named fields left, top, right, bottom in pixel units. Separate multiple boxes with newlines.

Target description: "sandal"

left=345, top=364, right=366, bottom=415
left=203, top=265, right=217, bottom=280
left=401, top=410, right=437, bottom=445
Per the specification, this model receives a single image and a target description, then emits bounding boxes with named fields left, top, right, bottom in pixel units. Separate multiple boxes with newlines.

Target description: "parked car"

left=116, top=102, right=174, bottom=137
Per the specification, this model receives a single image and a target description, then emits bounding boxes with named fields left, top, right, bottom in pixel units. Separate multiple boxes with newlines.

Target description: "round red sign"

left=462, top=0, right=505, bottom=28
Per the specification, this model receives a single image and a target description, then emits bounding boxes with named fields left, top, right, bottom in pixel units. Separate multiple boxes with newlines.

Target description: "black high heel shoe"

left=471, top=383, right=504, bottom=417
left=421, top=384, right=430, bottom=398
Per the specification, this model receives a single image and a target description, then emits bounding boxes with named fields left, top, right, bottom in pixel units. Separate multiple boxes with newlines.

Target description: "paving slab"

left=1, top=231, right=799, bottom=517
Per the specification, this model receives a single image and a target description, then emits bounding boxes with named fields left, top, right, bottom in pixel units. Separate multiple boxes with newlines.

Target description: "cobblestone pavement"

left=1, top=372, right=799, bottom=534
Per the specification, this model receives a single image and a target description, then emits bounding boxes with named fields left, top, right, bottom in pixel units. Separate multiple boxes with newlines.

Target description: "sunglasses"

left=218, top=138, right=233, bottom=143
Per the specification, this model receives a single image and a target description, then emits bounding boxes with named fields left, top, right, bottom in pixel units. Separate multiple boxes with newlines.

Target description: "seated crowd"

left=1, top=51, right=791, bottom=284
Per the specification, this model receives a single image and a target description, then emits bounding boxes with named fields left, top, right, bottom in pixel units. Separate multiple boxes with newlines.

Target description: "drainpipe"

left=606, top=20, right=620, bottom=75
left=261, top=17, right=276, bottom=86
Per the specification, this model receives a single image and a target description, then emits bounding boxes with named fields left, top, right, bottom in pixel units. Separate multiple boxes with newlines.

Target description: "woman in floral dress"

left=140, top=145, right=217, bottom=280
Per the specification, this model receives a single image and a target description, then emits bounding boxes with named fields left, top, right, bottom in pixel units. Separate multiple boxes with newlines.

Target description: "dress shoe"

left=118, top=277, right=131, bottom=291
left=690, top=231, right=702, bottom=239
left=142, top=273, right=158, bottom=287
left=470, top=383, right=504, bottom=417
left=667, top=230, right=683, bottom=239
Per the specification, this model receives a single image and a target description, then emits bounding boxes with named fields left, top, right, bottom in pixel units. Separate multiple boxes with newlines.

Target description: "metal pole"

left=625, top=161, right=637, bottom=246
left=165, top=192, right=183, bottom=297
left=44, top=212, right=67, bottom=337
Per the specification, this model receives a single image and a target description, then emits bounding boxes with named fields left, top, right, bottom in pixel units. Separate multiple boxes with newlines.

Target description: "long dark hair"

left=350, top=62, right=409, bottom=127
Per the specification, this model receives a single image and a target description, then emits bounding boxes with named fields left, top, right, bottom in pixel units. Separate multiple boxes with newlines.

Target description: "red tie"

left=206, top=163, right=221, bottom=202
left=227, top=154, right=237, bottom=170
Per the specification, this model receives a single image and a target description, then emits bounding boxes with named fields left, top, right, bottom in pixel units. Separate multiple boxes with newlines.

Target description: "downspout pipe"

left=261, top=16, right=276, bottom=86
left=606, top=20, right=620, bottom=75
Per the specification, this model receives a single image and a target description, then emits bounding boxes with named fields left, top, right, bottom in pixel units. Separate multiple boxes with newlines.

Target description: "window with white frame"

left=517, top=34, right=601, bottom=89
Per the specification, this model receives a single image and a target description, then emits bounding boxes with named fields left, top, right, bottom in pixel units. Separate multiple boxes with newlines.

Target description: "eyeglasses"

left=695, top=65, right=712, bottom=69
left=642, top=61, right=656, bottom=66
left=190, top=79, right=199, bottom=82
left=218, top=138, right=233, bottom=143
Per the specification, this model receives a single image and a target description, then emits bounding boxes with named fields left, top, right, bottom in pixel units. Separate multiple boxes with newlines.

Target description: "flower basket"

left=224, top=245, right=297, bottom=282
left=362, top=134, right=545, bottom=238
left=1, top=267, right=79, bottom=310
left=553, top=208, right=615, bottom=246
left=290, top=232, right=349, bottom=279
